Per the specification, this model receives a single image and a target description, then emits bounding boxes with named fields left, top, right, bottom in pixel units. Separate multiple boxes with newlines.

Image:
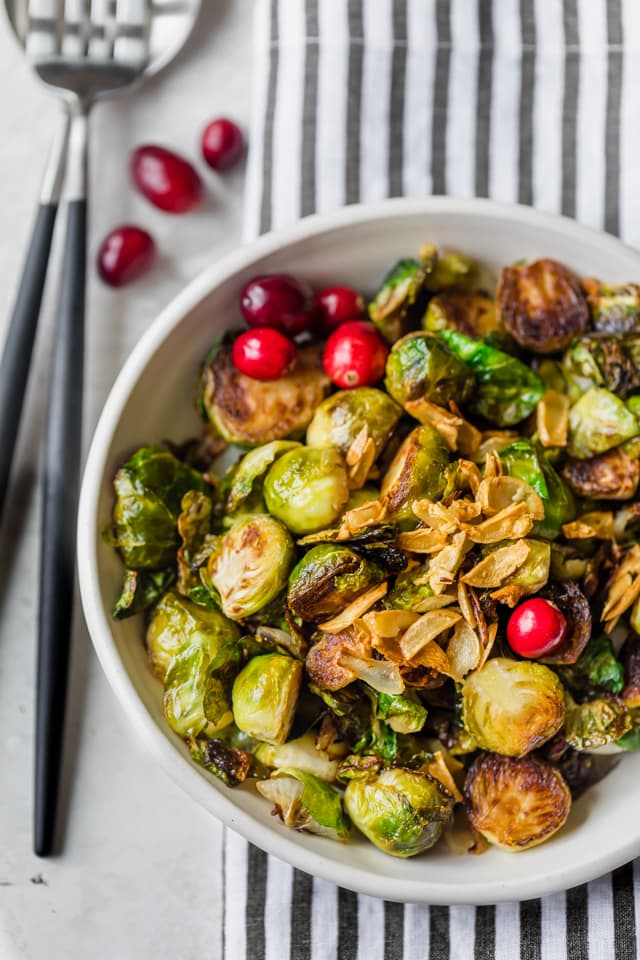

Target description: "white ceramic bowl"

left=78, top=197, right=640, bottom=904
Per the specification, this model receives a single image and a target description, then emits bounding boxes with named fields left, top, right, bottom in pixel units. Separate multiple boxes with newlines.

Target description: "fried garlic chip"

left=602, top=544, right=640, bottom=631
left=412, top=499, right=460, bottom=533
left=336, top=498, right=387, bottom=537
left=428, top=532, right=471, bottom=594
left=537, top=389, right=569, bottom=448
left=475, top=475, right=545, bottom=520
left=397, top=528, right=449, bottom=554
left=399, top=608, right=462, bottom=660
left=462, top=540, right=531, bottom=588
left=425, top=750, right=464, bottom=804
left=446, top=619, right=482, bottom=681
left=562, top=512, right=615, bottom=540
left=405, top=398, right=481, bottom=456
left=319, top=582, right=388, bottom=633
left=346, top=427, right=377, bottom=490
left=462, top=502, right=534, bottom=544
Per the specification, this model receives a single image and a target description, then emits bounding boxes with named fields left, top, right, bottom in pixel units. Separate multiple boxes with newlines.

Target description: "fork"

left=6, top=0, right=154, bottom=856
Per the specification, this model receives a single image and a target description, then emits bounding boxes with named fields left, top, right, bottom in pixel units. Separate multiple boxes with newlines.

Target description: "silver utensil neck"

left=64, top=107, right=88, bottom=202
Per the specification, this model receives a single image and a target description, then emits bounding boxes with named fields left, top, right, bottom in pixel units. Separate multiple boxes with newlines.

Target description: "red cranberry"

left=240, top=274, right=315, bottom=337
left=130, top=145, right=203, bottom=213
left=201, top=118, right=245, bottom=171
left=313, top=285, right=366, bottom=332
left=322, top=320, right=389, bottom=388
left=232, top=328, right=297, bottom=381
left=507, top=598, right=568, bottom=659
left=97, top=225, right=155, bottom=287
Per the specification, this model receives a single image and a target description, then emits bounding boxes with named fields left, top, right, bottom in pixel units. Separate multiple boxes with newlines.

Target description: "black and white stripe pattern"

left=231, top=1, right=640, bottom=956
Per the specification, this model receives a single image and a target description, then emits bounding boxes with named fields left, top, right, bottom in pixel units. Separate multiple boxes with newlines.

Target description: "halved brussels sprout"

left=257, top=767, right=350, bottom=839
left=567, top=387, right=639, bottom=459
left=254, top=731, right=340, bottom=781
left=562, top=447, right=640, bottom=500
left=146, top=590, right=240, bottom=683
left=287, top=543, right=384, bottom=621
left=563, top=693, right=631, bottom=750
left=107, top=446, right=210, bottom=569
left=462, top=658, right=565, bottom=757
left=162, top=611, right=242, bottom=739
left=497, top=258, right=588, bottom=353
left=375, top=691, right=428, bottom=734
left=225, top=441, right=302, bottom=513
left=581, top=278, right=640, bottom=334
left=263, top=446, right=350, bottom=535
left=232, top=653, right=302, bottom=744
left=368, top=258, right=426, bottom=343
left=537, top=581, right=591, bottom=665
left=423, top=290, right=497, bottom=338
left=344, top=767, right=454, bottom=857
left=385, top=332, right=475, bottom=409
left=494, top=539, right=551, bottom=600
left=499, top=439, right=575, bottom=540
left=306, top=388, right=402, bottom=459
left=465, top=753, right=571, bottom=851
left=206, top=514, right=294, bottom=620
left=438, top=329, right=545, bottom=426
left=562, top=335, right=640, bottom=402
left=380, top=425, right=449, bottom=524
left=199, top=341, right=329, bottom=446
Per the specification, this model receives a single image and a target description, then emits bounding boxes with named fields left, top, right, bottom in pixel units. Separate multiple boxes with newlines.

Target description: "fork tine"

left=25, top=0, right=59, bottom=57
left=88, top=0, right=115, bottom=60
left=61, top=0, right=90, bottom=58
left=113, top=0, right=149, bottom=65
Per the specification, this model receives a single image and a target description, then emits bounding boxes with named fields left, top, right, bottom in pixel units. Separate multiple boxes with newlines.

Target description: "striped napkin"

left=225, top=1, right=640, bottom=957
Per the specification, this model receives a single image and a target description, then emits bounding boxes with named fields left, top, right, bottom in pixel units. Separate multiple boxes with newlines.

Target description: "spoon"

left=1, top=0, right=201, bottom=857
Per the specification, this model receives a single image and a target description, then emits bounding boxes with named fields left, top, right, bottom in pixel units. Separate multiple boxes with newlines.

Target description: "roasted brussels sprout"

left=385, top=332, right=475, bottom=409
left=562, top=335, right=640, bottom=402
left=190, top=736, right=251, bottom=786
left=113, top=568, right=176, bottom=620
left=380, top=425, right=449, bottom=523
left=567, top=387, right=639, bottom=459
left=497, top=258, right=588, bottom=353
left=368, top=258, right=426, bottom=342
left=563, top=693, right=631, bottom=750
left=287, top=543, right=384, bottom=621
left=375, top=690, right=428, bottom=734
left=199, top=341, right=329, bottom=446
left=206, top=514, right=294, bottom=619
left=344, top=767, right=454, bottom=857
left=581, top=278, right=640, bottom=334
left=225, top=441, right=302, bottom=513
left=162, top=608, right=242, bottom=738
left=146, top=590, right=240, bottom=683
left=386, top=564, right=436, bottom=611
left=562, top=446, right=640, bottom=500
left=306, top=388, right=402, bottom=459
left=257, top=767, right=350, bottom=839
left=537, top=581, right=591, bottom=665
left=254, top=732, right=340, bottom=781
left=232, top=653, right=302, bottom=743
left=462, top=658, right=565, bottom=757
left=570, top=635, right=625, bottom=695
left=465, top=753, right=571, bottom=851
left=438, top=330, right=545, bottom=426
left=306, top=630, right=404, bottom=695
left=263, top=446, right=349, bottom=535
left=425, top=249, right=476, bottom=292
left=107, top=446, right=210, bottom=569
left=423, top=289, right=497, bottom=338
left=500, top=439, right=575, bottom=539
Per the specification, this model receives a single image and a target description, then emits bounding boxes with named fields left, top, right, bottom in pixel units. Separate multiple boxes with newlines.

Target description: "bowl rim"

left=77, top=196, right=640, bottom=904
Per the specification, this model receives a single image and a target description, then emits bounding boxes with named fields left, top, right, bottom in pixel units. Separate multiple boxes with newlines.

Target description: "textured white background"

left=0, top=3, right=252, bottom=957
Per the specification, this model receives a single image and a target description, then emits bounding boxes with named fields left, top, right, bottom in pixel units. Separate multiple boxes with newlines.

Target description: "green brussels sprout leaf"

left=568, top=387, right=639, bottom=459
left=112, top=567, right=176, bottom=620
left=225, top=441, right=302, bottom=513
left=563, top=692, right=631, bottom=751
left=257, top=767, right=350, bottom=840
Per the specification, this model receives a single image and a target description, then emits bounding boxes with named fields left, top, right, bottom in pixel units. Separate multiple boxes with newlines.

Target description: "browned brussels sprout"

left=206, top=514, right=295, bottom=620
left=562, top=446, right=640, bottom=500
left=199, top=341, right=329, bottom=446
left=581, top=278, right=640, bottom=334
left=538, top=581, right=591, bottom=665
left=385, top=332, right=475, bottom=410
left=567, top=387, right=639, bottom=459
left=563, top=693, right=631, bottom=750
left=257, top=768, right=350, bottom=839
left=562, top=335, right=640, bottom=401
left=344, top=767, right=454, bottom=857
left=368, top=258, right=427, bottom=343
left=465, top=753, right=571, bottom=851
left=497, top=258, right=589, bottom=354
left=287, top=543, right=384, bottom=621
left=380, top=425, right=449, bottom=524
left=423, top=289, right=497, bottom=338
left=306, top=388, right=402, bottom=459
left=462, top=658, right=565, bottom=757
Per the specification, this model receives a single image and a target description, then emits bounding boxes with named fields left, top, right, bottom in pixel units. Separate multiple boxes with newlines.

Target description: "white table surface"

left=0, top=4, right=252, bottom=957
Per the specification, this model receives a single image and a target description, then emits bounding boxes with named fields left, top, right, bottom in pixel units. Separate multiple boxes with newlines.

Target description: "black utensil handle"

left=0, top=203, right=58, bottom=518
left=35, top=198, right=87, bottom=858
